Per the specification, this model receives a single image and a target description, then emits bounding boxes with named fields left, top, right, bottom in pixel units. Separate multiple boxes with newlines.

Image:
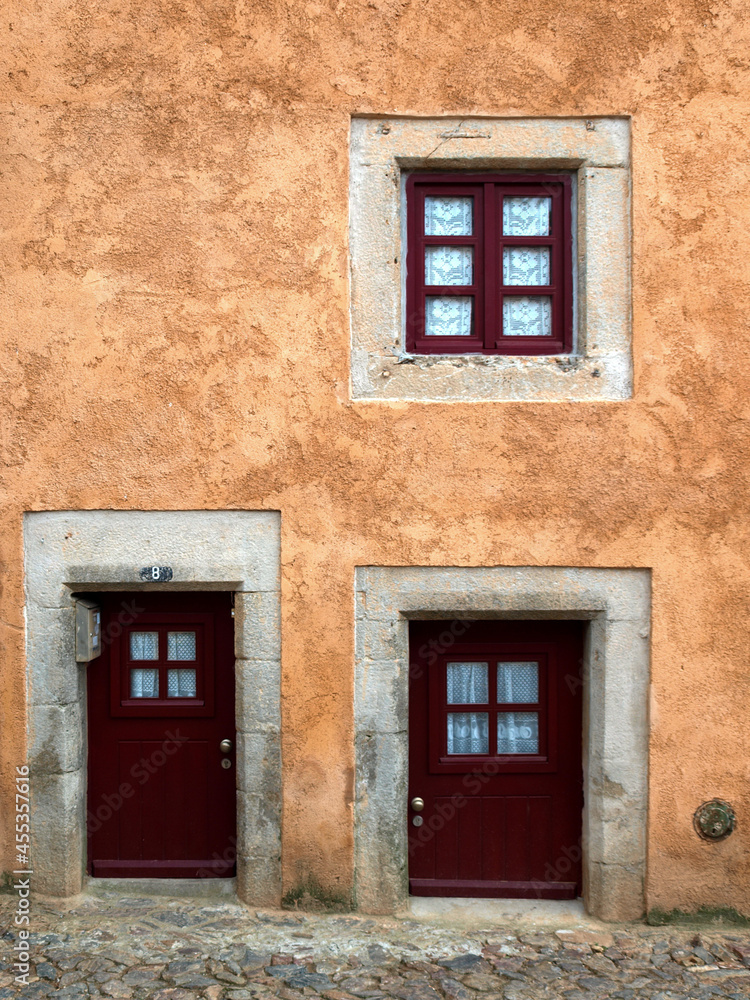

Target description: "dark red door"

left=409, top=620, right=583, bottom=898
left=87, top=592, right=236, bottom=878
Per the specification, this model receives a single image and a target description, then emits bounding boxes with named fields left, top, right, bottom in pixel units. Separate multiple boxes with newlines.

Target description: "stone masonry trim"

left=353, top=566, right=650, bottom=920
left=24, top=510, right=282, bottom=904
left=349, top=116, right=632, bottom=401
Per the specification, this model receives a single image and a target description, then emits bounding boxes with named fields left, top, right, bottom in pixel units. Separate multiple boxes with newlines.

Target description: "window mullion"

left=483, top=183, right=495, bottom=350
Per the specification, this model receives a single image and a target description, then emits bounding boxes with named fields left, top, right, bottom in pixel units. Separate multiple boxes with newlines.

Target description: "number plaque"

left=140, top=566, right=174, bottom=582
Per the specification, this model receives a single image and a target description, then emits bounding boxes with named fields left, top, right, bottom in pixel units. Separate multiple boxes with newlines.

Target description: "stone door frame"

left=354, top=566, right=651, bottom=921
left=24, top=510, right=282, bottom=904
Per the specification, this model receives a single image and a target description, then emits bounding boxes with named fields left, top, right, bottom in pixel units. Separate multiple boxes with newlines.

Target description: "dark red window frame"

left=110, top=612, right=215, bottom=718
left=428, top=643, right=559, bottom=775
left=406, top=173, right=573, bottom=355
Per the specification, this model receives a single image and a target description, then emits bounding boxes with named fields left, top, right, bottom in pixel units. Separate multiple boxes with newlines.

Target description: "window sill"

left=352, top=349, right=630, bottom=403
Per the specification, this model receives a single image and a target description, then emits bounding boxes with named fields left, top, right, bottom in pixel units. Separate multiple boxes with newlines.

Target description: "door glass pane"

left=425, top=296, right=473, bottom=336
left=497, top=662, right=539, bottom=703
left=502, top=196, right=551, bottom=236
left=424, top=196, right=473, bottom=236
left=130, top=668, right=159, bottom=698
left=447, top=712, right=489, bottom=754
left=503, top=247, right=550, bottom=286
left=425, top=246, right=473, bottom=286
left=130, top=632, right=158, bottom=660
left=167, top=631, right=196, bottom=660
left=497, top=712, right=539, bottom=754
left=447, top=662, right=488, bottom=704
left=502, top=296, right=552, bottom=337
left=167, top=668, right=197, bottom=698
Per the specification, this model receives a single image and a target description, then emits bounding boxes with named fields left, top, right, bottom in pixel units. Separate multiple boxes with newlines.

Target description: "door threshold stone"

left=85, top=875, right=238, bottom=899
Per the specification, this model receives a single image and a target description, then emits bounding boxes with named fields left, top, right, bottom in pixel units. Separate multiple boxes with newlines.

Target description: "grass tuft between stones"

left=647, top=904, right=750, bottom=926
left=282, top=876, right=352, bottom=913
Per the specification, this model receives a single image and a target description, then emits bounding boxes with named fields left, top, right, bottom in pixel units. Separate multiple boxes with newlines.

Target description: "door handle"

left=219, top=739, right=233, bottom=753
left=410, top=797, right=424, bottom=812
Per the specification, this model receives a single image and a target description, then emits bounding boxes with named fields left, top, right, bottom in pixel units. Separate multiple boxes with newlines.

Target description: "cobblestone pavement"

left=2, top=893, right=750, bottom=999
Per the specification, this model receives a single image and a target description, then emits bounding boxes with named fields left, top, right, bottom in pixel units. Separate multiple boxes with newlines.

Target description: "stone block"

left=235, top=659, right=281, bottom=732
left=28, top=702, right=83, bottom=773
left=236, top=854, right=282, bottom=907
left=580, top=168, right=631, bottom=358
left=24, top=510, right=281, bottom=607
left=587, top=861, right=645, bottom=922
left=235, top=731, right=282, bottom=796
left=355, top=658, right=408, bottom=735
left=355, top=619, right=408, bottom=663
left=354, top=731, right=408, bottom=913
left=234, top=591, right=281, bottom=660
left=25, top=606, right=80, bottom=705
left=31, top=769, right=85, bottom=896
left=237, top=789, right=282, bottom=857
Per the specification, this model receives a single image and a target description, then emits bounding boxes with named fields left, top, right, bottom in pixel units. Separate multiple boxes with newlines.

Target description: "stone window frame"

left=353, top=566, right=650, bottom=921
left=349, top=116, right=632, bottom=402
left=24, top=510, right=282, bottom=904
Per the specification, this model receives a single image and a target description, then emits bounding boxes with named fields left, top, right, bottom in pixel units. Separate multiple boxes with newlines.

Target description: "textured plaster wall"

left=2, top=0, right=750, bottom=914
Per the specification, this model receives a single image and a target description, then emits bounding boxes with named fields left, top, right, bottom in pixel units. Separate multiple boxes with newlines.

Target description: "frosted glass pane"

left=503, top=296, right=552, bottom=337
left=425, top=246, right=473, bottom=286
left=503, top=196, right=551, bottom=236
left=424, top=196, right=473, bottom=236
left=447, top=662, right=488, bottom=704
left=503, top=247, right=550, bottom=286
left=497, top=662, right=539, bottom=703
left=167, top=631, right=196, bottom=660
left=447, top=712, right=489, bottom=754
left=425, top=296, right=473, bottom=337
left=130, top=632, right=158, bottom=660
left=497, top=712, right=539, bottom=754
left=130, top=668, right=159, bottom=698
left=167, top=668, right=197, bottom=698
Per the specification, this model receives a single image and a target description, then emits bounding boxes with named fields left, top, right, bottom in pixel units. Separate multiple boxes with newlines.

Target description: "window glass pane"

left=425, top=296, right=473, bottom=337
left=447, top=662, right=488, bottom=704
left=130, top=632, right=158, bottom=660
left=502, top=296, right=552, bottom=337
left=497, top=662, right=539, bottom=703
left=503, top=247, right=550, bottom=286
left=447, top=712, right=489, bottom=754
left=503, top=196, right=551, bottom=236
left=167, top=668, right=197, bottom=698
left=498, top=712, right=539, bottom=754
left=424, top=196, right=473, bottom=236
left=130, top=668, right=159, bottom=698
left=425, top=246, right=473, bottom=286
left=167, top=631, right=196, bottom=661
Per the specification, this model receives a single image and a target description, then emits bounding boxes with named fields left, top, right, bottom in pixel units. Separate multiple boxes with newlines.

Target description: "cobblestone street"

left=2, top=893, right=750, bottom=1000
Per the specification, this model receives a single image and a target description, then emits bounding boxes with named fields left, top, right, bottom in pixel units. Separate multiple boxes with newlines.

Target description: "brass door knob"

left=410, top=797, right=425, bottom=812
left=219, top=739, right=233, bottom=753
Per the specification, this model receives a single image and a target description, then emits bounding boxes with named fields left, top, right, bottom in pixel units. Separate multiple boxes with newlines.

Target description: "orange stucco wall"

left=2, top=0, right=750, bottom=913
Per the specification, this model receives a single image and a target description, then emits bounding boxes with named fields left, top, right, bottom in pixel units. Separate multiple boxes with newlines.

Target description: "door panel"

left=409, top=620, right=583, bottom=898
left=87, top=592, right=236, bottom=878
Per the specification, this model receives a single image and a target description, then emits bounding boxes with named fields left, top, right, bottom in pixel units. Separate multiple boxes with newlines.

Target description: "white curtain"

left=497, top=662, right=538, bottom=703
left=424, top=196, right=473, bottom=236
left=130, top=668, right=158, bottom=698
left=447, top=661, right=488, bottom=703
left=448, top=712, right=489, bottom=755
left=167, top=631, right=196, bottom=661
left=167, top=668, right=196, bottom=698
left=497, top=712, right=539, bottom=754
left=502, top=196, right=551, bottom=236
left=130, top=631, right=158, bottom=660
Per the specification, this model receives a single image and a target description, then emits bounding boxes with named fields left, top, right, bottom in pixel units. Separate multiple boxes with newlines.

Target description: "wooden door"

left=87, top=592, right=236, bottom=877
left=408, top=620, right=583, bottom=898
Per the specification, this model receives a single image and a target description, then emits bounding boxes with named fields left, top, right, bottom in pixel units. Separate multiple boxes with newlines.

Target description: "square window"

left=406, top=174, right=572, bottom=355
